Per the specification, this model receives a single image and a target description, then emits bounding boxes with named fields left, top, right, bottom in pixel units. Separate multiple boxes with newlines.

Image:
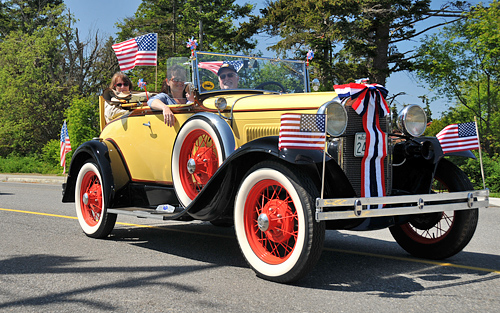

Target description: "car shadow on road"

left=107, top=221, right=500, bottom=296
left=2, top=222, right=498, bottom=311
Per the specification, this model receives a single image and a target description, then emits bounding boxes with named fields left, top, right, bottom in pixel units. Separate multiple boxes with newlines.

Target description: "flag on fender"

left=436, top=122, right=480, bottom=154
left=112, top=33, right=157, bottom=71
left=278, top=113, right=326, bottom=150
left=60, top=121, right=72, bottom=174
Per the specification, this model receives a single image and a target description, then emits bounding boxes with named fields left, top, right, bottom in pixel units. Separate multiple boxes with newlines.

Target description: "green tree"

left=115, top=0, right=256, bottom=89
left=250, top=0, right=468, bottom=87
left=0, top=22, right=71, bottom=155
left=415, top=0, right=500, bottom=156
left=0, top=0, right=63, bottom=38
left=0, top=1, right=118, bottom=157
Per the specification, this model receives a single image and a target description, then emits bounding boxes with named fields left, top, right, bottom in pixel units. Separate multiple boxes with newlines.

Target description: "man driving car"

left=218, top=63, right=239, bottom=89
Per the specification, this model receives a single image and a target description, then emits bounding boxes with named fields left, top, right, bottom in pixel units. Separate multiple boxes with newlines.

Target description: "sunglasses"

left=219, top=73, right=236, bottom=80
left=115, top=83, right=128, bottom=87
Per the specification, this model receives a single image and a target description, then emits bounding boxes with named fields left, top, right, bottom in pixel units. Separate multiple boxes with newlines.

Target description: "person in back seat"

left=104, top=72, right=133, bottom=123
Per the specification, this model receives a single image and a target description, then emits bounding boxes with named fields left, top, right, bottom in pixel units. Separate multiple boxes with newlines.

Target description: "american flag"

left=437, top=122, right=480, bottom=154
left=60, top=121, right=72, bottom=174
left=198, top=60, right=244, bottom=74
left=112, top=33, right=157, bottom=71
left=278, top=113, right=326, bottom=150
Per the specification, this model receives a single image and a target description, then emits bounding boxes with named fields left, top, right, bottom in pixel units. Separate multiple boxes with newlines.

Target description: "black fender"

left=186, top=136, right=356, bottom=220
left=62, top=139, right=127, bottom=207
left=392, top=136, right=476, bottom=195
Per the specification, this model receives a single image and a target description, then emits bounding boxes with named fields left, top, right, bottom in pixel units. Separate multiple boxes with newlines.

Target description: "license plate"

left=354, top=133, right=366, bottom=157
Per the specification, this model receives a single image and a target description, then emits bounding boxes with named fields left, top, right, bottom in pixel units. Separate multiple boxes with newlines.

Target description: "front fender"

left=186, top=136, right=355, bottom=220
left=62, top=139, right=116, bottom=206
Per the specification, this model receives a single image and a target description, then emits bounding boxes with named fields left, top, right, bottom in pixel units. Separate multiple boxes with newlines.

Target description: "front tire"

left=75, top=161, right=116, bottom=238
left=234, top=161, right=325, bottom=283
left=390, top=159, right=478, bottom=259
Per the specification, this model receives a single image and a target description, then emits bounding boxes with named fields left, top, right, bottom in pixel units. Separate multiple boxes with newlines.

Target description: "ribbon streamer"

left=333, top=83, right=390, bottom=206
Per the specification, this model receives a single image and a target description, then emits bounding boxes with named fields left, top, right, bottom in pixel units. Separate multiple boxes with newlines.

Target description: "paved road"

left=1, top=181, right=500, bottom=312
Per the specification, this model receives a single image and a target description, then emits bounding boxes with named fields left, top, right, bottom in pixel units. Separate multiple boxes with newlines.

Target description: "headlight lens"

left=318, top=98, right=348, bottom=137
left=397, top=104, right=427, bottom=137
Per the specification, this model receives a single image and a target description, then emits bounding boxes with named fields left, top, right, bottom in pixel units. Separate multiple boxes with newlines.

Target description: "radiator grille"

left=341, top=105, right=392, bottom=197
left=246, top=126, right=279, bottom=142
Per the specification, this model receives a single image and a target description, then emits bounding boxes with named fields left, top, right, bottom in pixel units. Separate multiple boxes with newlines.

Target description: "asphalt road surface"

left=1, top=181, right=499, bottom=312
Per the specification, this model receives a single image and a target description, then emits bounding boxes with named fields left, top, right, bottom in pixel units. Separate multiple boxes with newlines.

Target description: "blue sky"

left=64, top=0, right=487, bottom=118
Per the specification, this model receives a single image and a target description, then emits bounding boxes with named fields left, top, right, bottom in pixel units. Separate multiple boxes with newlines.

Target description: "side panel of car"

left=100, top=110, right=193, bottom=184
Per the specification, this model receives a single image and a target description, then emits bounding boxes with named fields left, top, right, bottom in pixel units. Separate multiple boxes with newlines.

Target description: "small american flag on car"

left=278, top=113, right=326, bottom=150
left=436, top=122, right=480, bottom=154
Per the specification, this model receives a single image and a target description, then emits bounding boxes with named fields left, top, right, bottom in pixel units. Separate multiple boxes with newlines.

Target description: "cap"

left=217, top=63, right=237, bottom=76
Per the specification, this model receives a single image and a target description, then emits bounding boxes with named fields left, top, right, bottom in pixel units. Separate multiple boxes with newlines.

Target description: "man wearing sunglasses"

left=217, top=64, right=239, bottom=90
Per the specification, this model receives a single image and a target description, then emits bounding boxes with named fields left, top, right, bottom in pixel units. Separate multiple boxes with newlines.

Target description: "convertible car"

left=62, top=51, right=489, bottom=283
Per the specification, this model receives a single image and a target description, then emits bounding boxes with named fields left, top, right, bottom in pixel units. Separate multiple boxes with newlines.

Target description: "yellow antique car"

left=63, top=51, right=488, bottom=283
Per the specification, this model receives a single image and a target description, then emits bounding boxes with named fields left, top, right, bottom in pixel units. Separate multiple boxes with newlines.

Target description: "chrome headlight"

left=318, top=98, right=348, bottom=137
left=397, top=104, right=427, bottom=137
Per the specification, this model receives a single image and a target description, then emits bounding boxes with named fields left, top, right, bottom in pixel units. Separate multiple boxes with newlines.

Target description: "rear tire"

left=234, top=161, right=325, bottom=283
left=75, top=161, right=116, bottom=239
left=390, top=159, right=478, bottom=259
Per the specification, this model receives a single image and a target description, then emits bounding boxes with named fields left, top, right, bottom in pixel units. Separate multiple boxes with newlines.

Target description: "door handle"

left=143, top=121, right=151, bottom=127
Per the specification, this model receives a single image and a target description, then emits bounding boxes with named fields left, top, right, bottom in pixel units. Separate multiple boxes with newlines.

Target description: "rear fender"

left=62, top=140, right=121, bottom=206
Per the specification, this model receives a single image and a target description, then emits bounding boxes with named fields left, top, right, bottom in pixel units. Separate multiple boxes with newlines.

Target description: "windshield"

left=193, top=51, right=310, bottom=94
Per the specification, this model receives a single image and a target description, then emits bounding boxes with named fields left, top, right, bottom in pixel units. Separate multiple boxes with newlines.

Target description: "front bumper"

left=315, top=189, right=489, bottom=221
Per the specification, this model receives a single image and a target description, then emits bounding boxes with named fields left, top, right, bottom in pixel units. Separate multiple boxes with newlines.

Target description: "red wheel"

left=235, top=161, right=324, bottom=283
left=243, top=179, right=298, bottom=264
left=178, top=129, right=219, bottom=199
left=172, top=117, right=225, bottom=207
left=398, top=211, right=454, bottom=244
left=75, top=162, right=116, bottom=238
left=390, top=159, right=478, bottom=259
left=79, top=170, right=103, bottom=227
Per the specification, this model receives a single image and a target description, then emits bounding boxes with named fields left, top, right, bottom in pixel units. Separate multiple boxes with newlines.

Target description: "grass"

left=0, top=155, right=62, bottom=175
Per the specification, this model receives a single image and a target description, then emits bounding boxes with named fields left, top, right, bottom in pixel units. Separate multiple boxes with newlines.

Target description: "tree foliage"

left=250, top=0, right=469, bottom=87
left=115, top=0, right=257, bottom=89
left=0, top=1, right=118, bottom=157
left=416, top=0, right=500, bottom=156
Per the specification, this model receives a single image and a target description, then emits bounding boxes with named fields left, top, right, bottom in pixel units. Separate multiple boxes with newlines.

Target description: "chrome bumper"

left=315, top=189, right=489, bottom=221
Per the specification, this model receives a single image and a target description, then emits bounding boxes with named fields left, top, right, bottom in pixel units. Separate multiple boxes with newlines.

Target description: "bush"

left=460, top=153, right=500, bottom=193
left=0, top=154, right=61, bottom=174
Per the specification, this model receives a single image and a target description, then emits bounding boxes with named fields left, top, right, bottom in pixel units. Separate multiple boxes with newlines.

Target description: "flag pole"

left=474, top=116, right=486, bottom=189
left=321, top=111, right=327, bottom=200
left=155, top=33, right=158, bottom=92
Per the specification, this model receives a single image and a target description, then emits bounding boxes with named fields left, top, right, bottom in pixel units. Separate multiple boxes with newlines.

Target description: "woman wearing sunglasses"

left=104, top=72, right=133, bottom=123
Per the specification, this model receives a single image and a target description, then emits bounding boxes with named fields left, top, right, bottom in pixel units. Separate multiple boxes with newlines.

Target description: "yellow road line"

left=323, top=247, right=500, bottom=274
left=2, top=207, right=499, bottom=273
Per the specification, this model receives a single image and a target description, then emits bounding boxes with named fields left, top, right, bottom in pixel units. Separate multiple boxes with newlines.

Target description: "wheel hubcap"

left=187, top=158, right=196, bottom=174
left=82, top=192, right=89, bottom=205
left=257, top=213, right=270, bottom=231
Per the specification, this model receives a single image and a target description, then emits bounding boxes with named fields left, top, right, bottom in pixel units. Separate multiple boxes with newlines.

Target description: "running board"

left=107, top=206, right=187, bottom=220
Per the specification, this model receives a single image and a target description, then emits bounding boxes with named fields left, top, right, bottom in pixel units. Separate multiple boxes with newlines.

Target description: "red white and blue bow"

left=333, top=83, right=390, bottom=206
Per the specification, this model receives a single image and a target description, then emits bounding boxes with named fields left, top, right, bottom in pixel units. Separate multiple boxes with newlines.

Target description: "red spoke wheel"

left=235, top=161, right=324, bottom=283
left=75, top=162, right=116, bottom=238
left=172, top=117, right=225, bottom=207
left=390, top=159, right=478, bottom=259
left=179, top=129, right=219, bottom=199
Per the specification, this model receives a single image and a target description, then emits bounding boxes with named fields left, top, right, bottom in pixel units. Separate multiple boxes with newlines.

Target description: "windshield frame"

left=192, top=51, right=311, bottom=95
